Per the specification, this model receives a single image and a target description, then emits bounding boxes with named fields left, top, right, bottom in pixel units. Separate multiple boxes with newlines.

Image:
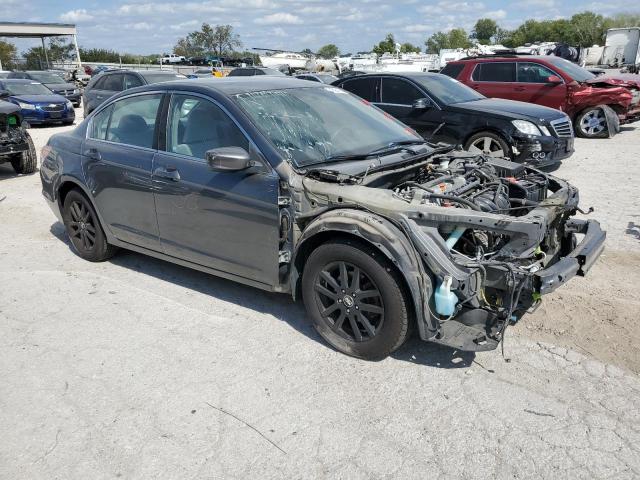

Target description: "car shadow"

left=49, top=221, right=473, bottom=370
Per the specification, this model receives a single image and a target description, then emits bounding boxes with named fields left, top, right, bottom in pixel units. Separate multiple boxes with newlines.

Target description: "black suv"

left=0, top=100, right=37, bottom=174
left=82, top=70, right=187, bottom=116
left=332, top=73, right=575, bottom=168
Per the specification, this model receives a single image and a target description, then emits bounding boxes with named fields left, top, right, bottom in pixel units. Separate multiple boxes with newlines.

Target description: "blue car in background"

left=0, top=79, right=75, bottom=126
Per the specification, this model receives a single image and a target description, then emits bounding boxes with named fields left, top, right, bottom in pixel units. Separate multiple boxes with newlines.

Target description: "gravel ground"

left=1, top=110, right=639, bottom=479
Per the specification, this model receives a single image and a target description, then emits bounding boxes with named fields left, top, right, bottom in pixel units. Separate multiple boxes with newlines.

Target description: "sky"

left=1, top=0, right=635, bottom=55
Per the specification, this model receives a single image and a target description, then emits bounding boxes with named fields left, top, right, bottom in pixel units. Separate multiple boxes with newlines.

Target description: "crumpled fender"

left=567, top=83, right=632, bottom=118
left=291, top=208, right=434, bottom=340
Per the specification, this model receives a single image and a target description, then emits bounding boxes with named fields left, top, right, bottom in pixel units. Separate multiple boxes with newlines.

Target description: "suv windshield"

left=27, top=72, right=66, bottom=84
left=235, top=87, right=422, bottom=167
left=414, top=75, right=485, bottom=105
left=544, top=57, right=595, bottom=82
left=4, top=82, right=52, bottom=95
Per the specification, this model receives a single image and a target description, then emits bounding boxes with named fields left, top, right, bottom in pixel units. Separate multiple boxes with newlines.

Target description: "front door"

left=376, top=77, right=443, bottom=140
left=152, top=93, right=280, bottom=286
left=82, top=92, right=163, bottom=250
left=512, top=62, right=567, bottom=110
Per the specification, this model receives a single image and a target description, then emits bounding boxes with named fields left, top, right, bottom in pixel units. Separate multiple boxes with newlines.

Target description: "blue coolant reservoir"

left=434, top=275, right=459, bottom=317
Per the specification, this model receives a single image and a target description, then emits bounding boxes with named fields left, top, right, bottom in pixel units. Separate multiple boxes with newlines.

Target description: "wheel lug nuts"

left=346, top=309, right=350, bottom=313
left=338, top=299, right=342, bottom=303
left=355, top=306, right=359, bottom=309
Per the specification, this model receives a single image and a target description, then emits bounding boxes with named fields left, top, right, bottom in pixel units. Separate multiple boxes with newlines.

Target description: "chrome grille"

left=550, top=118, right=574, bottom=138
left=41, top=104, right=64, bottom=112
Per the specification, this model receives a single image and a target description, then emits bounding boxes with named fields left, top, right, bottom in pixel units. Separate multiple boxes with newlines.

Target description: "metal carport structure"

left=0, top=22, right=81, bottom=70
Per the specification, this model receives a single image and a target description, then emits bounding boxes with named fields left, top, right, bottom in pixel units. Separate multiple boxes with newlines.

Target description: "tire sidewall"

left=302, top=241, right=409, bottom=360
left=62, top=190, right=110, bottom=262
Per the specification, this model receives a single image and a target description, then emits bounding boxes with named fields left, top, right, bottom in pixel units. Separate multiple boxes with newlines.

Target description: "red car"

left=441, top=55, right=640, bottom=138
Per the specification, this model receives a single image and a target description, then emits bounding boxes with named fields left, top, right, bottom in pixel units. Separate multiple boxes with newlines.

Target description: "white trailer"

left=602, top=28, right=640, bottom=72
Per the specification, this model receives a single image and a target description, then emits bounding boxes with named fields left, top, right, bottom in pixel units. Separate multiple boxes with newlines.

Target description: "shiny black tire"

left=302, top=240, right=410, bottom=360
left=62, top=190, right=117, bottom=262
left=10, top=134, right=37, bottom=174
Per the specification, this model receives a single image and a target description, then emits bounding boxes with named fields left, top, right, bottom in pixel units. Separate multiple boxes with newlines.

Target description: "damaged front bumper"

left=513, top=134, right=574, bottom=168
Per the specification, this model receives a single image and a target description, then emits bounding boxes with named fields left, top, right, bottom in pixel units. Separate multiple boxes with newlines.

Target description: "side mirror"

left=412, top=98, right=431, bottom=110
left=206, top=146, right=253, bottom=172
left=546, top=75, right=562, bottom=84
left=0, top=90, right=10, bottom=99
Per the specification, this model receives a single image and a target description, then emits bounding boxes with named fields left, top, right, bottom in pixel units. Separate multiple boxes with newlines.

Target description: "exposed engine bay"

left=295, top=149, right=605, bottom=352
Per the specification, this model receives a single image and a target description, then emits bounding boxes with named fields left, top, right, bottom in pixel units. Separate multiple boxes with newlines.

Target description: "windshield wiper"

left=366, top=139, right=427, bottom=156
left=306, top=140, right=428, bottom=167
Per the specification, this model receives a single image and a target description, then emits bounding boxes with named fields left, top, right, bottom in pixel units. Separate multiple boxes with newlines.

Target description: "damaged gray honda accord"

left=40, top=77, right=605, bottom=360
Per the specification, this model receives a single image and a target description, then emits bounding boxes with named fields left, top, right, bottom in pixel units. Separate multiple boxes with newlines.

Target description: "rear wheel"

left=10, top=133, right=37, bottom=174
left=302, top=240, right=411, bottom=360
left=62, top=190, right=116, bottom=262
left=465, top=131, right=511, bottom=158
left=575, top=107, right=608, bottom=138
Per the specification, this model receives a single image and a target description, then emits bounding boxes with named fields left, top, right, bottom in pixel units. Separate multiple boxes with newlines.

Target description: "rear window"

left=139, top=72, right=186, bottom=84
left=440, top=63, right=464, bottom=79
left=341, top=77, right=379, bottom=102
left=101, top=74, right=123, bottom=92
left=472, top=63, right=516, bottom=82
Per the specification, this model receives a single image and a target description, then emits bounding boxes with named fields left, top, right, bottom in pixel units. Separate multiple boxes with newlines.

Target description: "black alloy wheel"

left=314, top=260, right=385, bottom=342
left=67, top=199, right=97, bottom=253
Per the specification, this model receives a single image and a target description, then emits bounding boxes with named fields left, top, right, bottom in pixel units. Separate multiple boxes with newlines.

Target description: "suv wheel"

left=10, top=134, right=37, bottom=174
left=62, top=190, right=117, bottom=262
left=302, top=240, right=411, bottom=360
left=465, top=132, right=511, bottom=158
left=575, top=107, right=608, bottom=138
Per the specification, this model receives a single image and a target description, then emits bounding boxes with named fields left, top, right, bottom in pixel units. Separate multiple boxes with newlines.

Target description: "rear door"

left=512, top=61, right=567, bottom=109
left=469, top=62, right=516, bottom=99
left=339, top=76, right=380, bottom=102
left=152, top=92, right=280, bottom=285
left=376, top=76, right=443, bottom=139
left=82, top=92, right=163, bottom=250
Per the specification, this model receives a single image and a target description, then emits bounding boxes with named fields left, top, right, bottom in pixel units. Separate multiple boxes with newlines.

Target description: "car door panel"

left=512, top=62, right=567, bottom=109
left=82, top=93, right=162, bottom=250
left=152, top=93, right=280, bottom=286
left=470, top=62, right=516, bottom=99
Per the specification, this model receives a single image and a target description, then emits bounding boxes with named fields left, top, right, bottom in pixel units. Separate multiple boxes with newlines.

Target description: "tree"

left=0, top=40, right=17, bottom=69
left=317, top=44, right=339, bottom=58
left=372, top=33, right=397, bottom=55
left=400, top=42, right=421, bottom=53
left=174, top=23, right=241, bottom=59
left=568, top=11, right=606, bottom=47
left=472, top=18, right=498, bottom=44
left=425, top=29, right=471, bottom=53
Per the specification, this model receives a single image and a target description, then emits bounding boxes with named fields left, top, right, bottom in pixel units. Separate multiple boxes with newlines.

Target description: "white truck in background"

left=158, top=53, right=186, bottom=64
left=601, top=28, right=640, bottom=72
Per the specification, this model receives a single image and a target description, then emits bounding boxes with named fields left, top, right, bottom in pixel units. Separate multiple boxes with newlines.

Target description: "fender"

left=291, top=208, right=435, bottom=340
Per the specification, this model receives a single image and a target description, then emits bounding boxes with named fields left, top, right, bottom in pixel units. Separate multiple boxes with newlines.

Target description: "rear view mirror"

left=546, top=75, right=562, bottom=84
left=206, top=147, right=252, bottom=172
left=412, top=98, right=431, bottom=110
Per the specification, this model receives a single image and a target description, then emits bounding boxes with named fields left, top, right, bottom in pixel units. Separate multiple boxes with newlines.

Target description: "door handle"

left=471, top=84, right=480, bottom=89
left=514, top=87, right=526, bottom=92
left=85, top=147, right=101, bottom=161
left=154, top=166, right=181, bottom=181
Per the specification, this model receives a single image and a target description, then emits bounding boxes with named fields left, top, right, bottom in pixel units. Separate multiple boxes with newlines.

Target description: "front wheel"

left=62, top=190, right=117, bottom=262
left=11, top=133, right=37, bottom=174
left=464, top=131, right=511, bottom=158
left=575, top=107, right=609, bottom=138
left=302, top=240, right=411, bottom=360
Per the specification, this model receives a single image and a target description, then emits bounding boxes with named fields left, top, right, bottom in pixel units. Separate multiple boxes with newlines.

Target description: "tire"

left=62, top=189, right=117, bottom=262
left=10, top=133, right=37, bottom=174
left=575, top=107, right=609, bottom=138
left=302, top=239, right=411, bottom=360
left=464, top=131, right=511, bottom=158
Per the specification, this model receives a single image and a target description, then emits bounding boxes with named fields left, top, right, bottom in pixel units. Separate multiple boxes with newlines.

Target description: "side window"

left=342, top=77, right=379, bottom=102
left=381, top=78, right=423, bottom=105
left=166, top=94, right=249, bottom=160
left=101, top=74, right=124, bottom=92
left=516, top=62, right=559, bottom=83
left=89, top=105, right=113, bottom=140
left=254, top=69, right=265, bottom=75
left=123, top=74, right=144, bottom=89
left=91, top=77, right=106, bottom=90
left=105, top=94, right=162, bottom=148
left=472, top=63, right=516, bottom=82
left=440, top=63, right=464, bottom=79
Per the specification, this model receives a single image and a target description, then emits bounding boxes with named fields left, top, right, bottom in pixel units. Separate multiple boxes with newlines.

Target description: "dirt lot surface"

left=1, top=110, right=640, bottom=479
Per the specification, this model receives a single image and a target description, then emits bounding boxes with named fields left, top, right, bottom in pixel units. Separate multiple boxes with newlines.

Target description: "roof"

left=0, top=79, right=40, bottom=84
left=143, top=76, right=320, bottom=95
left=0, top=22, right=76, bottom=38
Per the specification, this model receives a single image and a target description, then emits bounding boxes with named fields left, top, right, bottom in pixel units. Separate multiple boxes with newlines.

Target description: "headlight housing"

left=538, top=126, right=551, bottom=136
left=17, top=102, right=36, bottom=111
left=512, top=120, right=542, bottom=136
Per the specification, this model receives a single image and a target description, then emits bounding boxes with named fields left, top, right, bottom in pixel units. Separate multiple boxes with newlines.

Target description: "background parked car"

left=8, top=71, right=81, bottom=107
left=0, top=79, right=75, bottom=126
left=441, top=55, right=640, bottom=138
left=332, top=72, right=574, bottom=168
left=295, top=73, right=339, bottom=84
left=82, top=69, right=187, bottom=115
left=0, top=99, right=37, bottom=173
left=227, top=66, right=286, bottom=77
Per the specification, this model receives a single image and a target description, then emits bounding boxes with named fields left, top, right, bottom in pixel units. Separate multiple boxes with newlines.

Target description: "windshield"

left=414, top=75, right=485, bottom=105
left=544, top=57, right=595, bottom=82
left=4, top=82, right=52, bottom=95
left=139, top=72, right=187, bottom=84
left=28, top=72, right=66, bottom=84
left=235, top=86, right=422, bottom=168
